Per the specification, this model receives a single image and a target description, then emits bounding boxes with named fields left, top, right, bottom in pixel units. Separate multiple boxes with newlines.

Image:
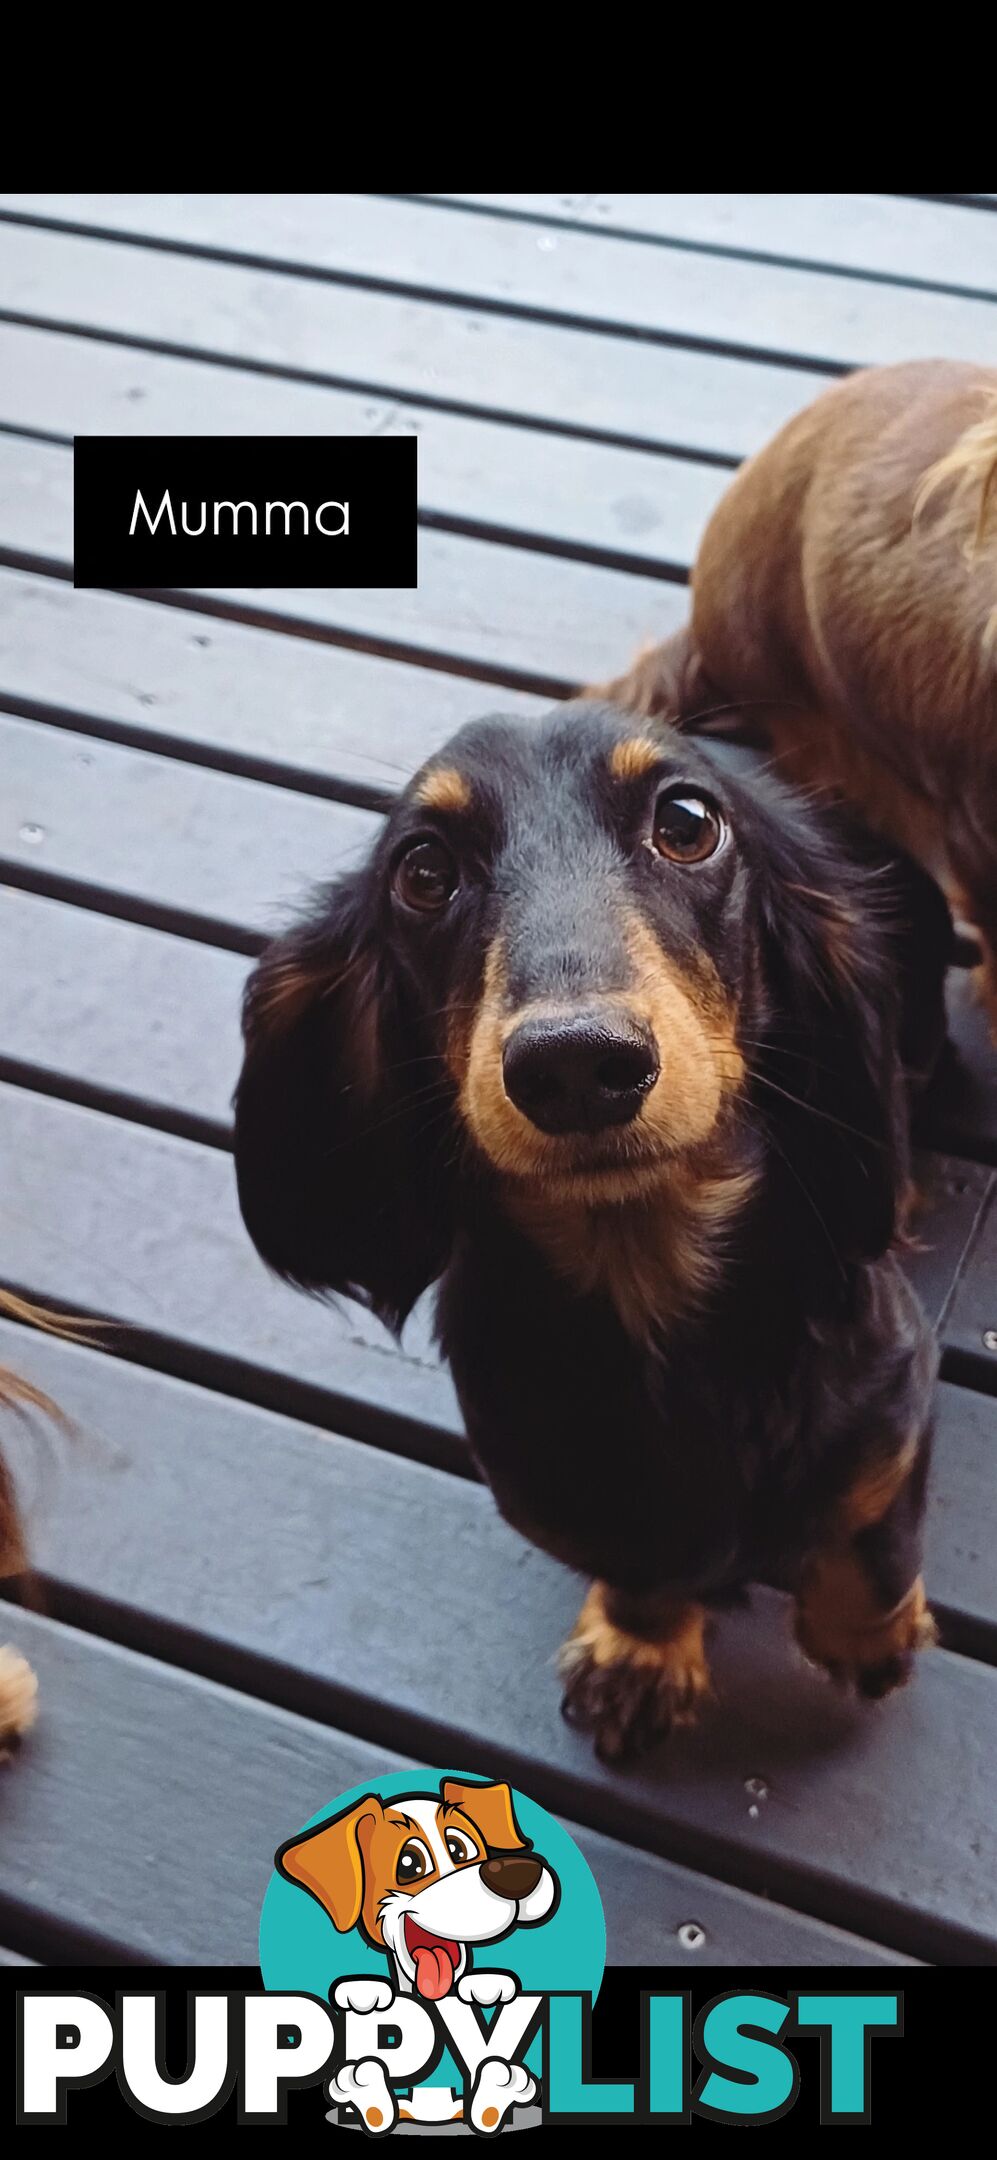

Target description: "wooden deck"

left=0, top=192, right=995, bottom=1968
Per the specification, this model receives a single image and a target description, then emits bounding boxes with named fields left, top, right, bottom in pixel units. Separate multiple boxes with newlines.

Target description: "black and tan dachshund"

left=234, top=702, right=950, bottom=1761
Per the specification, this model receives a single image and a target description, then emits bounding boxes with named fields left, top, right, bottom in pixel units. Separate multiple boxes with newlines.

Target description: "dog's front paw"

left=469, top=2057, right=535, bottom=2133
left=332, top=1977, right=394, bottom=2015
left=794, top=1573, right=937, bottom=1700
left=328, top=2058, right=397, bottom=2135
left=558, top=1588, right=711, bottom=1763
left=0, top=1645, right=38, bottom=1750
left=457, top=1970, right=517, bottom=2007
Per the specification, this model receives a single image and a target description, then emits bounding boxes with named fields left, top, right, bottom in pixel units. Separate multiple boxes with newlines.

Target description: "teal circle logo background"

left=260, top=1768, right=605, bottom=2090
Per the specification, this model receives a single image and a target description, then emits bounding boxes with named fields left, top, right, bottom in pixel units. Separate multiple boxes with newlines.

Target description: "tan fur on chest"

left=505, top=1164, right=756, bottom=1345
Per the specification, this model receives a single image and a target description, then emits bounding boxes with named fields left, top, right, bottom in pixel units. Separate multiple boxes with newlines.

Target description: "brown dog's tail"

left=0, top=1288, right=95, bottom=1419
left=915, top=387, right=997, bottom=560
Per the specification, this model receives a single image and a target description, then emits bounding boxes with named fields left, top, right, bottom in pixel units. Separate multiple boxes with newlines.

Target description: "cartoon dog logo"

left=276, top=1776, right=559, bottom=2131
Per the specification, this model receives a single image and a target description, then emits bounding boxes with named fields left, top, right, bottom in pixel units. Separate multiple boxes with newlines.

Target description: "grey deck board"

left=0, top=712, right=377, bottom=950
left=0, top=433, right=687, bottom=694
left=0, top=321, right=727, bottom=575
left=436, top=193, right=997, bottom=297
left=0, top=219, right=830, bottom=463
left=0, top=887, right=246, bottom=1137
left=0, top=195, right=992, bottom=370
left=0, top=570, right=548, bottom=805
left=0, top=1080, right=464, bottom=1460
left=4, top=1318, right=995, bottom=1715
left=0, top=1608, right=912, bottom=1967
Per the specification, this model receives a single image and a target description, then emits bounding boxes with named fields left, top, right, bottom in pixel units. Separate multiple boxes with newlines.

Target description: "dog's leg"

left=558, top=1583, right=711, bottom=1762
left=794, top=1428, right=936, bottom=1698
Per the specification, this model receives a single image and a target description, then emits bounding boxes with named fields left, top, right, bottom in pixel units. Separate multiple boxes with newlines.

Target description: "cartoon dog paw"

left=470, top=2057, right=535, bottom=2132
left=328, top=2057, right=397, bottom=2135
left=332, top=1977, right=395, bottom=2015
left=457, top=1971, right=517, bottom=2007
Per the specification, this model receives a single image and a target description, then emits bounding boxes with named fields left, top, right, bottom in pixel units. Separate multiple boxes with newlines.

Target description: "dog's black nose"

left=481, top=1853, right=543, bottom=1899
left=502, top=1011, right=660, bottom=1135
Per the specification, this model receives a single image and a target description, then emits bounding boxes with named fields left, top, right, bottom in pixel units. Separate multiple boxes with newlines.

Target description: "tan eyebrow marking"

left=415, top=766, right=473, bottom=813
left=609, top=736, right=661, bottom=782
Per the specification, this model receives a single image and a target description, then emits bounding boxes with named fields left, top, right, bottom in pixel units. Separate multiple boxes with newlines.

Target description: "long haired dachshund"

left=234, top=703, right=951, bottom=1761
left=601, top=359, right=997, bottom=1027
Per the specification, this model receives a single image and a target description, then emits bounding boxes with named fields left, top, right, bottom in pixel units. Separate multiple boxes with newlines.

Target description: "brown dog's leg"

left=794, top=1431, right=936, bottom=1699
left=558, top=1581, right=711, bottom=1762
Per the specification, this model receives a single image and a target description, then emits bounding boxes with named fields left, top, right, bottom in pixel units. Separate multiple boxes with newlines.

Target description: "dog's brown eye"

left=652, top=790, right=726, bottom=864
left=397, top=1839, right=432, bottom=1881
left=445, top=1831, right=478, bottom=1865
left=394, top=838, right=458, bottom=913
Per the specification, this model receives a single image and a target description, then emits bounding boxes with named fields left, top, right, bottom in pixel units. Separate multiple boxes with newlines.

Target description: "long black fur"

left=234, top=703, right=948, bottom=1747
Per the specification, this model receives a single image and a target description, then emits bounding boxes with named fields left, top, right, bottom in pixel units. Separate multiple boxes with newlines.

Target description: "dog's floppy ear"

left=752, top=795, right=910, bottom=1270
left=441, top=1779, right=529, bottom=1853
left=276, top=1796, right=383, bottom=1931
left=233, top=867, right=456, bottom=1334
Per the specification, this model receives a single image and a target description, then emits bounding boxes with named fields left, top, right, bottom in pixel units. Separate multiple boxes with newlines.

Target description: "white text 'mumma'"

left=128, top=491, right=350, bottom=538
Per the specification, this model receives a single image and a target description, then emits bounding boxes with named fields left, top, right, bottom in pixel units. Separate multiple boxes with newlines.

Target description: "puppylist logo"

left=261, top=1770, right=604, bottom=2133
left=15, top=1767, right=905, bottom=2128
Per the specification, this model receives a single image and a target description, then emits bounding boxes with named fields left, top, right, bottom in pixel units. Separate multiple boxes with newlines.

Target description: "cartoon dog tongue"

left=412, top=1940, right=457, bottom=2000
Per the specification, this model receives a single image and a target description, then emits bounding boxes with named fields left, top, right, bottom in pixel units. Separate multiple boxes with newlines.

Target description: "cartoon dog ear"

left=276, top=1796, right=384, bottom=1932
left=752, top=791, right=910, bottom=1270
left=233, top=867, right=456, bottom=1334
left=441, top=1779, right=529, bottom=1854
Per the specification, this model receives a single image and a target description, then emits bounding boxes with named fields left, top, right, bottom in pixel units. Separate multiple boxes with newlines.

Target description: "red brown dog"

left=602, top=359, right=997, bottom=1025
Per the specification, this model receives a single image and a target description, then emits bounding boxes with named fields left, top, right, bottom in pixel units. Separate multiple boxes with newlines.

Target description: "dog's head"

left=235, top=702, right=921, bottom=1327
left=277, top=1779, right=558, bottom=1999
